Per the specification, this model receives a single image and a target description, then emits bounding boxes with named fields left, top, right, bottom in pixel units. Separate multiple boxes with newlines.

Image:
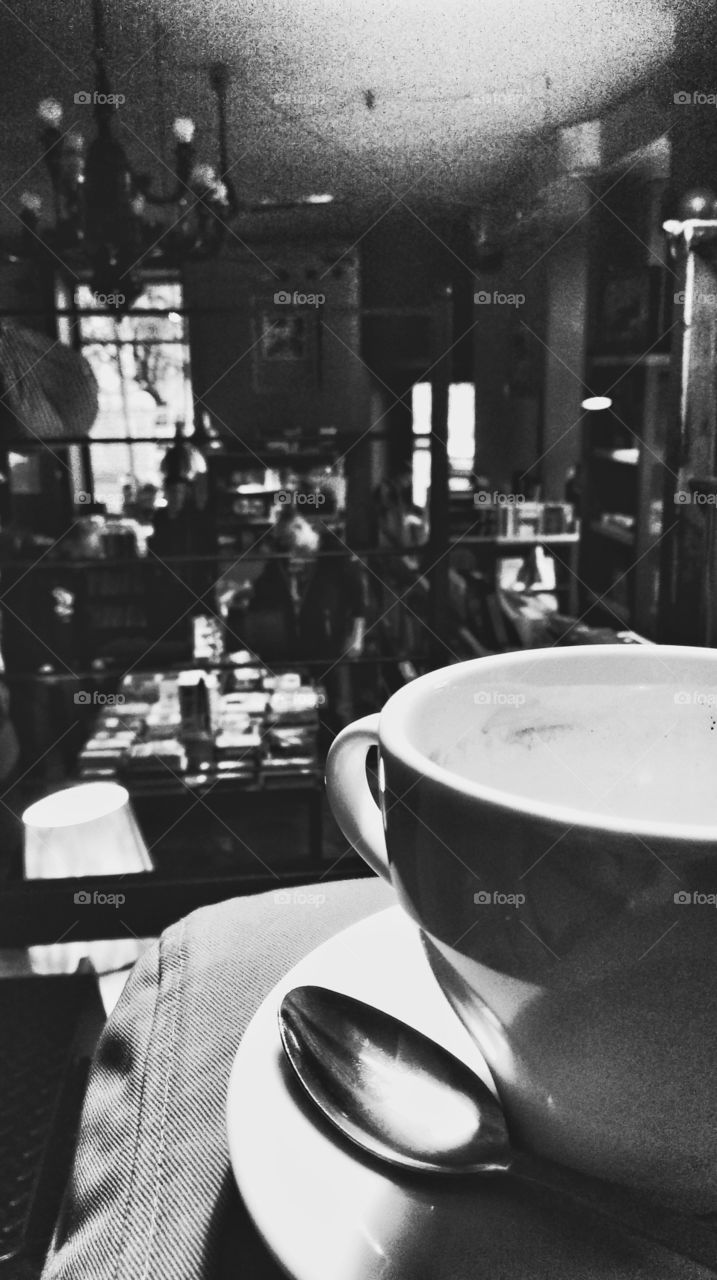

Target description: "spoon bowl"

left=280, top=983, right=511, bottom=1174
left=278, top=985, right=717, bottom=1273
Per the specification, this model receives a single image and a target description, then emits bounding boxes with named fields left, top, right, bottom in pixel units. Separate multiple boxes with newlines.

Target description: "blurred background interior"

left=4, top=2, right=717, bottom=1266
left=0, top=0, right=716, bottom=892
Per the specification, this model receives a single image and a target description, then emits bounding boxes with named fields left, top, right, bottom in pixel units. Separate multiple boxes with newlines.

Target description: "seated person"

left=235, top=501, right=369, bottom=729
left=123, top=482, right=158, bottom=527
left=146, top=478, right=216, bottom=658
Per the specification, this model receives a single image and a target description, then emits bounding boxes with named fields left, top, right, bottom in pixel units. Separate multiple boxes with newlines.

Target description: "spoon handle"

left=509, top=1150, right=717, bottom=1273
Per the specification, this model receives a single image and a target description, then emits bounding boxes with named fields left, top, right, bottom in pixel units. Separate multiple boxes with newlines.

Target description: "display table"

left=123, top=765, right=324, bottom=859
left=77, top=666, right=327, bottom=859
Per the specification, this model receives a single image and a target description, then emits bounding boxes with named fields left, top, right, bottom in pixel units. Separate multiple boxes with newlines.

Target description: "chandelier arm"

left=209, top=62, right=239, bottom=216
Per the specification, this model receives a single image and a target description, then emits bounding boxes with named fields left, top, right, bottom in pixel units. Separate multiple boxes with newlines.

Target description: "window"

left=61, top=280, right=194, bottom=514
left=410, top=382, right=476, bottom=507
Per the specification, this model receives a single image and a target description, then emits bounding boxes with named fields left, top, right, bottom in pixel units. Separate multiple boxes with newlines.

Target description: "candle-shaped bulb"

left=190, top=162, right=216, bottom=189
left=37, top=97, right=63, bottom=127
left=173, top=117, right=195, bottom=143
left=19, top=191, right=43, bottom=214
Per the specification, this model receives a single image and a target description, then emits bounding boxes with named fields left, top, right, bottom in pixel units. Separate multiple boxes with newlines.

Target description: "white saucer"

left=226, top=907, right=702, bottom=1280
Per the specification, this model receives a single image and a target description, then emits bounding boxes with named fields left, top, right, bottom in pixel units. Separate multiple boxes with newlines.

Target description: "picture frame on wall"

left=594, top=269, right=666, bottom=352
left=252, top=302, right=320, bottom=392
left=260, top=313, right=307, bottom=362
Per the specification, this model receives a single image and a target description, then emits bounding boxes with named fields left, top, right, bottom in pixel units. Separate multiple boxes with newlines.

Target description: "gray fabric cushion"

left=42, top=876, right=395, bottom=1280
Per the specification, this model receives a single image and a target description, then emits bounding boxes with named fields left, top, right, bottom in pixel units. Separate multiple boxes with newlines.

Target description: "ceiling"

left=0, top=0, right=694, bottom=241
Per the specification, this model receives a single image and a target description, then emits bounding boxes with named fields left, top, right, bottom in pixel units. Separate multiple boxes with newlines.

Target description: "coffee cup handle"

left=325, top=714, right=391, bottom=881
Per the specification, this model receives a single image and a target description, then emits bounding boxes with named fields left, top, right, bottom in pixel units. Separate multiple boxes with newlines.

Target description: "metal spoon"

left=279, top=985, right=717, bottom=1273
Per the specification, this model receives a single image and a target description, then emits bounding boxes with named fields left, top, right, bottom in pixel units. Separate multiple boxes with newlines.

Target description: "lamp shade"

left=23, top=783, right=153, bottom=976
left=23, top=782, right=152, bottom=879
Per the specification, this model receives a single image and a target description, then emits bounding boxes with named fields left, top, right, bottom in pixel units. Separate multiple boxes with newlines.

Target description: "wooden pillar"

left=657, top=3, right=717, bottom=640
left=658, top=240, right=717, bottom=642
left=541, top=211, right=590, bottom=500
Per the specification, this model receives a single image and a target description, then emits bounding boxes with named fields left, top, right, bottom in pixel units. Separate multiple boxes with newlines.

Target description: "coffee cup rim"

left=379, top=644, right=717, bottom=842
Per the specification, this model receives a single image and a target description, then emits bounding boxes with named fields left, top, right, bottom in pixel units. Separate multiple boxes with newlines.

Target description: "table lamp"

left=23, top=781, right=153, bottom=975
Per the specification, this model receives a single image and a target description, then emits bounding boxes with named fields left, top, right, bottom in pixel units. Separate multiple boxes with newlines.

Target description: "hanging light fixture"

left=6, top=0, right=238, bottom=308
left=581, top=395, right=613, bottom=411
left=4, top=0, right=333, bottom=309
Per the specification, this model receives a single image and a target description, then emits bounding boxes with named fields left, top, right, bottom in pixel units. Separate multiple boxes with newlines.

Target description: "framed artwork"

left=595, top=271, right=652, bottom=351
left=252, top=302, right=320, bottom=392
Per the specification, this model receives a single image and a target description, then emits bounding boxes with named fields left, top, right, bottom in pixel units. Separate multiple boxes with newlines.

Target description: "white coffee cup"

left=327, top=645, right=717, bottom=1210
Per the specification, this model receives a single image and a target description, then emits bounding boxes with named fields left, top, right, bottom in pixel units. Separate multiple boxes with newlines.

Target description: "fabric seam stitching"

left=137, top=915, right=187, bottom=1280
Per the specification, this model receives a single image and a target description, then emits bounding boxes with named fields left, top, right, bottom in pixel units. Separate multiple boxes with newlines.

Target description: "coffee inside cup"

left=430, top=682, right=717, bottom=825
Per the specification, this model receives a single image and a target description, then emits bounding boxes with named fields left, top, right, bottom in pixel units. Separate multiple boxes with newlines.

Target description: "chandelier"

left=4, top=0, right=330, bottom=308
